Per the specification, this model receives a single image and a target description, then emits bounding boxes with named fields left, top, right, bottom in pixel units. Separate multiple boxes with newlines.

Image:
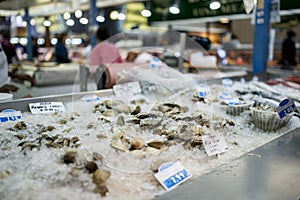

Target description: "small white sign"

left=29, top=102, right=65, bottom=114
left=81, top=95, right=101, bottom=103
left=202, top=134, right=228, bottom=156
left=197, top=83, right=210, bottom=98
left=113, top=82, right=142, bottom=97
left=0, top=109, right=22, bottom=123
left=154, top=161, right=192, bottom=191
left=223, top=98, right=241, bottom=106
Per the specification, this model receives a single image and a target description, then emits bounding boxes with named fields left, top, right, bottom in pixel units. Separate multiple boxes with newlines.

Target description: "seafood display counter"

left=0, top=73, right=300, bottom=200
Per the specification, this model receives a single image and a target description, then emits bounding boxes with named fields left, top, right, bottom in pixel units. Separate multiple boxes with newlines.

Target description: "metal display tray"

left=156, top=127, right=300, bottom=200
left=0, top=89, right=114, bottom=112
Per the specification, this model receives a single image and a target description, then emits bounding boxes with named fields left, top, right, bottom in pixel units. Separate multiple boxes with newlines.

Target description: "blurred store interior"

left=0, top=0, right=300, bottom=99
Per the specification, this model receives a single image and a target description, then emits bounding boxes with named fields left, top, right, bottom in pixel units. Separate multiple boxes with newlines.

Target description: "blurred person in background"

left=0, top=31, right=18, bottom=64
left=86, top=27, right=123, bottom=68
left=280, top=30, right=297, bottom=69
left=54, top=32, right=71, bottom=64
left=0, top=43, right=18, bottom=93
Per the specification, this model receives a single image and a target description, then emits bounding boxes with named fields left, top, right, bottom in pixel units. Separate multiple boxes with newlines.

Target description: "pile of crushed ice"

left=0, top=81, right=299, bottom=200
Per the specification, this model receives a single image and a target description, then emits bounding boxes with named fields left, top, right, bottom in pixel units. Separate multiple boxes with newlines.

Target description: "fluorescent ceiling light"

left=75, top=10, right=83, bottom=18
left=79, top=17, right=88, bottom=24
left=96, top=15, right=105, bottom=22
left=66, top=19, right=75, bottom=26
left=141, top=9, right=151, bottom=17
left=63, top=12, right=71, bottom=20
left=117, top=13, right=126, bottom=20
left=43, top=19, right=51, bottom=27
left=209, top=1, right=221, bottom=10
left=110, top=10, right=119, bottom=20
left=169, top=6, right=180, bottom=14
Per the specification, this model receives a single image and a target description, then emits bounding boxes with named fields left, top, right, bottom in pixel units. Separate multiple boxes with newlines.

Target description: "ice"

left=1, top=80, right=300, bottom=200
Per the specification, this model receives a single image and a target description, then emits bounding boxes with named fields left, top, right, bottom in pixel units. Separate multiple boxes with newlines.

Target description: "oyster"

left=14, top=121, right=27, bottom=130
left=116, top=115, right=125, bottom=126
left=147, top=140, right=164, bottom=149
left=131, top=105, right=141, bottom=115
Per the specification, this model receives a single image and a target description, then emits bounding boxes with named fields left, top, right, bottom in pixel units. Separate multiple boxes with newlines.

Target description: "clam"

left=130, top=137, right=144, bottom=150
left=85, top=161, right=98, bottom=173
left=92, top=152, right=103, bottom=161
left=0, top=170, right=10, bottom=179
left=63, top=150, right=77, bottom=164
left=191, top=135, right=203, bottom=147
left=92, top=169, right=111, bottom=185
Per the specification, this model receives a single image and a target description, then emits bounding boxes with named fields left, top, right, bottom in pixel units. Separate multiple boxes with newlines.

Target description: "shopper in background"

left=0, top=43, right=18, bottom=93
left=86, top=27, right=123, bottom=68
left=0, top=31, right=18, bottom=64
left=280, top=30, right=297, bottom=69
left=54, top=32, right=71, bottom=64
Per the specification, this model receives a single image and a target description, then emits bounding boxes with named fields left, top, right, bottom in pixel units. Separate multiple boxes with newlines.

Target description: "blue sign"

left=163, top=169, right=191, bottom=190
left=276, top=98, right=297, bottom=119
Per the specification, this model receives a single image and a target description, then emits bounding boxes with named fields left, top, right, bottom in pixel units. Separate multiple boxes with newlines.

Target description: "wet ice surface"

left=0, top=86, right=299, bottom=200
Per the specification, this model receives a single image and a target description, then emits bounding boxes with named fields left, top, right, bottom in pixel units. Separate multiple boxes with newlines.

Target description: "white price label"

left=81, top=95, right=101, bottom=103
left=29, top=102, right=65, bottom=114
left=0, top=109, right=22, bottom=123
left=197, top=84, right=210, bottom=98
left=113, top=82, right=142, bottom=97
left=154, top=161, right=192, bottom=191
left=223, top=98, right=241, bottom=106
left=202, top=134, right=228, bottom=156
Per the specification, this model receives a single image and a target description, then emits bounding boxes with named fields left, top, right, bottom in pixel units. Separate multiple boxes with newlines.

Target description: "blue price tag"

left=0, top=109, right=22, bottom=123
left=163, top=169, right=191, bottom=190
left=276, top=98, right=297, bottom=119
left=154, top=161, right=192, bottom=191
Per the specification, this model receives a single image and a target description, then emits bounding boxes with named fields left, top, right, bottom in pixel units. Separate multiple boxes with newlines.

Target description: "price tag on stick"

left=154, top=161, right=192, bottom=191
left=29, top=102, right=65, bottom=114
left=202, top=134, right=228, bottom=156
left=276, top=98, right=297, bottom=119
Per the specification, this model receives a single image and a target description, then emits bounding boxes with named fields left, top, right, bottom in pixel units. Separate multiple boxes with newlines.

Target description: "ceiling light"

left=79, top=17, right=88, bottom=24
left=110, top=10, right=119, bottom=20
left=66, top=19, right=75, bottom=26
left=96, top=15, right=105, bottom=23
left=117, top=13, right=126, bottom=20
left=209, top=1, right=221, bottom=10
left=169, top=5, right=180, bottom=14
left=141, top=9, right=151, bottom=17
left=22, top=21, right=27, bottom=27
left=63, top=12, right=71, bottom=20
left=43, top=19, right=51, bottom=27
left=75, top=10, right=83, bottom=18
